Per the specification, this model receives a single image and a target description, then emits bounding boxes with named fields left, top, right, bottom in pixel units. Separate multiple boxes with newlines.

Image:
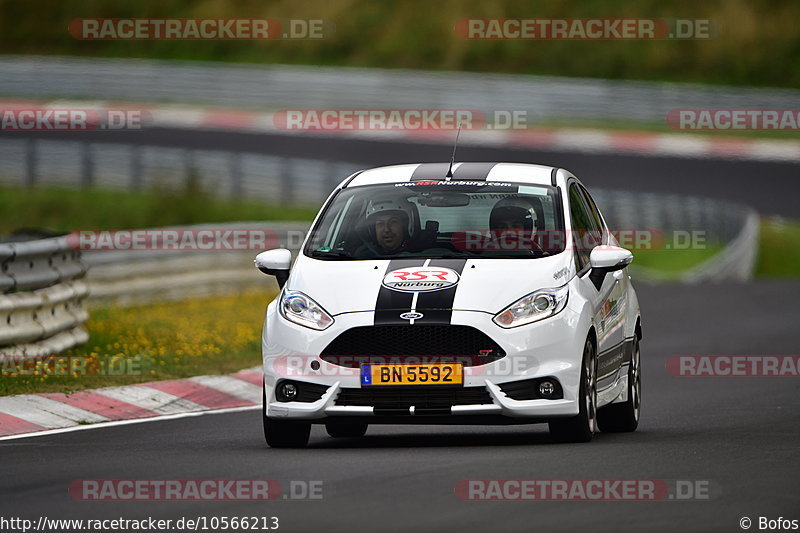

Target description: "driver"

left=365, top=198, right=413, bottom=254
left=489, top=197, right=539, bottom=250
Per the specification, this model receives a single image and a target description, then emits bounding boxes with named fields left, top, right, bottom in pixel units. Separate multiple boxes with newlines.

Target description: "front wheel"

left=597, top=337, right=641, bottom=432
left=264, top=418, right=311, bottom=448
left=549, top=338, right=597, bottom=443
left=263, top=383, right=310, bottom=448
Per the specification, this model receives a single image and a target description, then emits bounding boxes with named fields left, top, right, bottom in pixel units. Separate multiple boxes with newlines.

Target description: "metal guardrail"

left=0, top=139, right=359, bottom=205
left=0, top=235, right=89, bottom=356
left=82, top=223, right=305, bottom=307
left=1, top=55, right=799, bottom=123
left=681, top=210, right=759, bottom=283
left=0, top=235, right=85, bottom=292
left=592, top=190, right=758, bottom=282
left=591, top=190, right=750, bottom=245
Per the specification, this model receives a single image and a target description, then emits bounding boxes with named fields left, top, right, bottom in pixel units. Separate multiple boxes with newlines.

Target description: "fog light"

left=538, top=380, right=556, bottom=397
left=280, top=382, right=298, bottom=401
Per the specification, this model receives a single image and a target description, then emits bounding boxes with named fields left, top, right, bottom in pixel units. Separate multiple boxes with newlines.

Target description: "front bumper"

left=268, top=381, right=577, bottom=421
left=262, top=302, right=587, bottom=422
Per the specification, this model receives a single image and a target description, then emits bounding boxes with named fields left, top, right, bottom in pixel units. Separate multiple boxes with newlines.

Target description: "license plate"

left=361, top=363, right=463, bottom=386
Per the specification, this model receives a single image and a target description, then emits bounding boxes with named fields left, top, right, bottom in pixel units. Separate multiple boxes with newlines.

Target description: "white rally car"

left=255, top=162, right=642, bottom=447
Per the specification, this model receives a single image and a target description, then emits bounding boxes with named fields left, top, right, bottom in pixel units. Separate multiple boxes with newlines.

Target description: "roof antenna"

left=445, top=123, right=462, bottom=178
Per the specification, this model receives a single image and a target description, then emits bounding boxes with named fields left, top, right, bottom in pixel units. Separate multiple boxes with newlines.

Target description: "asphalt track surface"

left=1, top=280, right=799, bottom=533
left=3, top=127, right=800, bottom=217
left=1, top=130, right=798, bottom=532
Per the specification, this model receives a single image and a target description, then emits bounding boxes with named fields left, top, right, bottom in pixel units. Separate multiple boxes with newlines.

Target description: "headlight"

left=279, top=290, right=334, bottom=330
left=493, top=285, right=569, bottom=328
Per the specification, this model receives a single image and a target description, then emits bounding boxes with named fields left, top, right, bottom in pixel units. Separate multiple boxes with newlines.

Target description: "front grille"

left=320, top=325, right=505, bottom=368
left=335, top=386, right=494, bottom=408
left=297, top=382, right=330, bottom=402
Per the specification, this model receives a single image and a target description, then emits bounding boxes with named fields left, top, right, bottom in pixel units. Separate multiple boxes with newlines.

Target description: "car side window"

left=568, top=183, right=597, bottom=272
left=579, top=185, right=606, bottom=244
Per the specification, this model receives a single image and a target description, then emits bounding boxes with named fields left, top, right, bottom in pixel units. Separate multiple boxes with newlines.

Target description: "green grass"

left=630, top=217, right=800, bottom=280
left=0, top=288, right=276, bottom=396
left=0, top=183, right=316, bottom=235
left=629, top=244, right=725, bottom=280
left=0, top=0, right=798, bottom=88
left=755, top=217, right=800, bottom=278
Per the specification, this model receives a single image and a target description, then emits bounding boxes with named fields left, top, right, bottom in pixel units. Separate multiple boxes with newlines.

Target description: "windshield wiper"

left=310, top=249, right=353, bottom=259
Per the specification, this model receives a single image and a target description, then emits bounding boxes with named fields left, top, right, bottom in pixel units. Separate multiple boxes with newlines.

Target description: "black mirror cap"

left=259, top=267, right=290, bottom=288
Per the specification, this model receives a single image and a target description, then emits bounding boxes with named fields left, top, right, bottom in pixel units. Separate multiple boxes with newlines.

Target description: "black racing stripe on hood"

left=412, top=259, right=467, bottom=325
left=374, top=258, right=426, bottom=325
left=452, top=162, right=497, bottom=181
left=410, top=163, right=452, bottom=180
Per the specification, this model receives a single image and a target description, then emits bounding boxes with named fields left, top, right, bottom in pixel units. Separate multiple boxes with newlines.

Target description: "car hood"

left=285, top=253, right=573, bottom=316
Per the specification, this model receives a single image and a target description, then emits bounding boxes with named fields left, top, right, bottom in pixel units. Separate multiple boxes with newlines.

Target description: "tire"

left=325, top=423, right=368, bottom=438
left=598, top=337, right=641, bottom=433
left=263, top=382, right=311, bottom=448
left=549, top=338, right=597, bottom=443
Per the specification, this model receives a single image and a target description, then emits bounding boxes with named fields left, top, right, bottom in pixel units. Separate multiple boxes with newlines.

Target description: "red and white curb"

left=3, top=99, right=800, bottom=163
left=0, top=367, right=263, bottom=440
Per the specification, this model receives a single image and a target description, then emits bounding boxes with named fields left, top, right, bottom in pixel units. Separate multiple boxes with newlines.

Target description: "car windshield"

left=303, top=181, right=565, bottom=260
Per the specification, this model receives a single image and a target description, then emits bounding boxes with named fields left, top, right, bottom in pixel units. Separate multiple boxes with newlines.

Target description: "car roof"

left=345, top=162, right=557, bottom=188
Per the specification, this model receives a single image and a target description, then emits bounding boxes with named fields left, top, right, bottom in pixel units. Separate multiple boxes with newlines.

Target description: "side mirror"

left=590, top=246, right=633, bottom=271
left=588, top=246, right=633, bottom=289
left=254, top=249, right=292, bottom=288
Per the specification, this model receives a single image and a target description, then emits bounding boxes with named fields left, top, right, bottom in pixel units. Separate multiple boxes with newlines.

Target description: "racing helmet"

left=489, top=197, right=536, bottom=233
left=365, top=197, right=415, bottom=237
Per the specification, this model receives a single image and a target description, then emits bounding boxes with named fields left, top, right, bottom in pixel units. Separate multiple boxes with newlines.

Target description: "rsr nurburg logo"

left=382, top=267, right=460, bottom=293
